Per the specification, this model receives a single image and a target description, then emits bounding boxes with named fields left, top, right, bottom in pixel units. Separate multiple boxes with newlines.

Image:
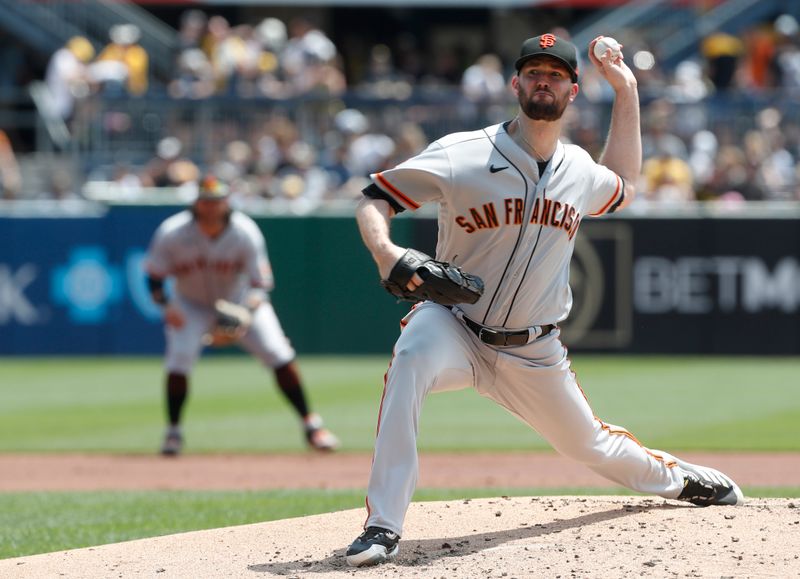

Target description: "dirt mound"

left=3, top=496, right=798, bottom=578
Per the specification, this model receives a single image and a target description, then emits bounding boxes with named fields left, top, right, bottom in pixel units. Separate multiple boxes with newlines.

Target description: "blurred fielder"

left=144, top=174, right=339, bottom=456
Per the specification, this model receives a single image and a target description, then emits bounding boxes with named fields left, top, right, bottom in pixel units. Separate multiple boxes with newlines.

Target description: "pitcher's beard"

left=519, top=90, right=569, bottom=121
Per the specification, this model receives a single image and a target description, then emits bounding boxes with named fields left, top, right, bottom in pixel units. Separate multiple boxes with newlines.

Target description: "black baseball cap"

left=515, top=33, right=579, bottom=82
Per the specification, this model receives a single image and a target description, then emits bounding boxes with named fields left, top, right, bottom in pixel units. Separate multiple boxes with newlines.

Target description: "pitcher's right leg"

left=346, top=304, right=476, bottom=567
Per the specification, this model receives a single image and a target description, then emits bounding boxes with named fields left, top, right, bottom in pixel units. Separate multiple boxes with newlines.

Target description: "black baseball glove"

left=381, top=249, right=484, bottom=306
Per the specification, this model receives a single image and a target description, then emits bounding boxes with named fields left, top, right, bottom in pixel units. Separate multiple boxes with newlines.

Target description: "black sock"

left=166, top=372, right=188, bottom=426
left=274, top=361, right=310, bottom=419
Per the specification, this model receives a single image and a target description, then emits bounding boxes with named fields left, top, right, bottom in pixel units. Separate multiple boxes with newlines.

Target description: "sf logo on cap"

left=540, top=34, right=556, bottom=48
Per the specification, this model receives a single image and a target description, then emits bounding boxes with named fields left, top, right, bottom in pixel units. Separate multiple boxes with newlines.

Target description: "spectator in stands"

left=773, top=14, right=800, bottom=89
left=385, top=121, right=428, bottom=169
left=168, top=48, right=216, bottom=99
left=0, top=129, right=21, bottom=199
left=95, top=24, right=149, bottom=96
left=281, top=17, right=344, bottom=96
left=748, top=109, right=797, bottom=200
left=253, top=17, right=290, bottom=98
left=267, top=140, right=328, bottom=213
left=201, top=15, right=235, bottom=93
left=170, top=10, right=214, bottom=99
left=140, top=136, right=200, bottom=198
left=209, top=139, right=254, bottom=186
left=641, top=144, right=695, bottom=202
left=176, top=9, right=207, bottom=54
left=45, top=36, right=95, bottom=122
left=688, top=130, right=719, bottom=201
left=742, top=23, right=778, bottom=90
left=318, top=109, right=366, bottom=200
left=461, top=53, right=507, bottom=102
left=359, top=44, right=412, bottom=99
left=706, top=144, right=763, bottom=201
left=334, top=108, right=396, bottom=179
left=641, top=99, right=689, bottom=161
left=666, top=60, right=710, bottom=102
left=701, top=31, right=744, bottom=91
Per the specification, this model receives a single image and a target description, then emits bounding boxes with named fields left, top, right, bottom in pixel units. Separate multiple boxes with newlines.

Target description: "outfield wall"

left=0, top=204, right=798, bottom=355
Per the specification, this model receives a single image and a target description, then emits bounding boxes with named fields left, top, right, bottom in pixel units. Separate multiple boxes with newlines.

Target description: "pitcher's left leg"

left=488, top=342, right=741, bottom=504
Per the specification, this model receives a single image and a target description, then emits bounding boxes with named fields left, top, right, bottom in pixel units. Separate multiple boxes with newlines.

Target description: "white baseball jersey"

left=145, top=210, right=294, bottom=374
left=145, top=210, right=274, bottom=307
left=368, top=121, right=624, bottom=329
left=359, top=121, right=694, bottom=538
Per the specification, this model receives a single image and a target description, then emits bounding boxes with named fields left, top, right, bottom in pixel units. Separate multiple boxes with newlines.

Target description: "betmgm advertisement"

left=564, top=218, right=799, bottom=354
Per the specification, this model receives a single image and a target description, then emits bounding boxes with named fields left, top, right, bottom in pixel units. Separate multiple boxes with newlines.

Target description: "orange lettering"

left=541, top=199, right=552, bottom=224
left=563, top=205, right=576, bottom=230
left=456, top=215, right=476, bottom=233
left=551, top=201, right=562, bottom=227
left=470, top=207, right=488, bottom=229
left=483, top=203, right=499, bottom=228
left=515, top=198, right=524, bottom=225
left=568, top=215, right=582, bottom=240
left=530, top=198, right=540, bottom=223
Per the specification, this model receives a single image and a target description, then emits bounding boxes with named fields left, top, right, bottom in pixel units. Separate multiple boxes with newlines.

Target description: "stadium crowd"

left=5, top=9, right=800, bottom=207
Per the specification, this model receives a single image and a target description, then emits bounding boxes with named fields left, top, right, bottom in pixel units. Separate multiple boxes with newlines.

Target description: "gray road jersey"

left=371, top=121, right=623, bottom=328
left=145, top=210, right=274, bottom=307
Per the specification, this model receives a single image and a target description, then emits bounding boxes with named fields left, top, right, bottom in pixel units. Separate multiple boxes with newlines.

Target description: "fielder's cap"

left=515, top=33, right=579, bottom=82
left=197, top=174, right=230, bottom=200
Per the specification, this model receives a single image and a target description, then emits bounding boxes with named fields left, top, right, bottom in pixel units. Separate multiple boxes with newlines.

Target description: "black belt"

left=461, top=315, right=555, bottom=347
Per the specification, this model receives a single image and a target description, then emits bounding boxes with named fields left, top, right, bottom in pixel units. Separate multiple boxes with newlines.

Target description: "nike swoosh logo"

left=489, top=165, right=508, bottom=173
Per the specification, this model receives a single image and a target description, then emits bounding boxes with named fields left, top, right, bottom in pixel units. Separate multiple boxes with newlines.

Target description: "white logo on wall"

left=52, top=247, right=123, bottom=323
left=0, top=264, right=41, bottom=324
left=634, top=256, right=800, bottom=313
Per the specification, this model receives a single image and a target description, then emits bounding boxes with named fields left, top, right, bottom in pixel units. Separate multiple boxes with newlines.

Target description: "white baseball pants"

left=365, top=302, right=686, bottom=535
left=164, top=297, right=295, bottom=374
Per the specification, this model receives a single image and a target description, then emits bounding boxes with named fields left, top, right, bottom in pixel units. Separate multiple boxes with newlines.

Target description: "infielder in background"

left=144, top=175, right=339, bottom=456
left=346, top=34, right=743, bottom=567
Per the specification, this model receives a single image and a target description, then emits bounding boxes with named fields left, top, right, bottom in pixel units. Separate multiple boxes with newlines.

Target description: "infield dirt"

left=2, top=452, right=799, bottom=578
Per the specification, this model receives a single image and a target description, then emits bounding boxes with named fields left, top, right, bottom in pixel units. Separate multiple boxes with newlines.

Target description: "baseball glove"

left=203, top=299, right=253, bottom=347
left=381, top=248, right=484, bottom=306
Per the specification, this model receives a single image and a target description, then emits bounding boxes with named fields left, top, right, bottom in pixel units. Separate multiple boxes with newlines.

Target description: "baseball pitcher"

left=346, top=34, right=743, bottom=567
left=144, top=174, right=339, bottom=455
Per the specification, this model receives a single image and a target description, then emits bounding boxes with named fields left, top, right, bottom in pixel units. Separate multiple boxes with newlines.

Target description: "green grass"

left=1, top=355, right=798, bottom=560
left=1, top=355, right=798, bottom=452
left=2, top=486, right=797, bottom=560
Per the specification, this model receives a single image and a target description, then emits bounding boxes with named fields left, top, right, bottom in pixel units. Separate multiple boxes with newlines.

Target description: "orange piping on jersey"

left=572, top=366, right=678, bottom=469
left=363, top=496, right=372, bottom=529
left=590, top=174, right=622, bottom=216
left=364, top=347, right=395, bottom=529
left=375, top=351, right=394, bottom=437
left=376, top=172, right=421, bottom=210
left=595, top=418, right=678, bottom=467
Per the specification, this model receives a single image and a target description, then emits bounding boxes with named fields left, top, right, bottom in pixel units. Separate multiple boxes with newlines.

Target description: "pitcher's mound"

left=2, top=496, right=797, bottom=578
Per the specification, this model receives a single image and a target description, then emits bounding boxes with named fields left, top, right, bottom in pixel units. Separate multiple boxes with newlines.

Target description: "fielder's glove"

left=203, top=299, right=254, bottom=347
left=381, top=248, right=484, bottom=306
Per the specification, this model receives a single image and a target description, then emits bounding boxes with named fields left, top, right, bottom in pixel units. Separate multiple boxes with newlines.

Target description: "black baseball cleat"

left=345, top=526, right=400, bottom=567
left=303, top=413, right=340, bottom=452
left=160, top=428, right=183, bottom=457
left=676, top=460, right=744, bottom=506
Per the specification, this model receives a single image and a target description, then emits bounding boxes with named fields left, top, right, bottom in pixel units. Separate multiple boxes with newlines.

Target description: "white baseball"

left=593, top=37, right=622, bottom=60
